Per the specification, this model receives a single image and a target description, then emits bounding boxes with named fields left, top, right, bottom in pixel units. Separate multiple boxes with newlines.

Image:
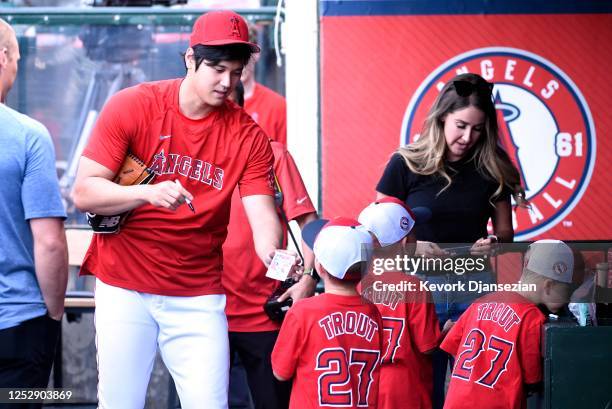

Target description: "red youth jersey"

left=223, top=141, right=316, bottom=332
left=440, top=292, right=546, bottom=409
left=360, top=272, right=440, bottom=409
left=272, top=293, right=383, bottom=409
left=244, top=83, right=287, bottom=145
left=80, top=79, right=274, bottom=296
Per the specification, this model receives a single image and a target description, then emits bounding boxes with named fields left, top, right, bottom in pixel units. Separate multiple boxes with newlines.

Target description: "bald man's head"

left=0, top=18, right=14, bottom=51
left=0, top=18, right=19, bottom=102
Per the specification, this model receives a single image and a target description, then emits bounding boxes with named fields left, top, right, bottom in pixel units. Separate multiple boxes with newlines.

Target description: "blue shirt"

left=0, top=103, right=66, bottom=330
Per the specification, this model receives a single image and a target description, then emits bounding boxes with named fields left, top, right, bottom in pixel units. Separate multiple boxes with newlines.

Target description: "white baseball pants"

left=94, top=278, right=229, bottom=409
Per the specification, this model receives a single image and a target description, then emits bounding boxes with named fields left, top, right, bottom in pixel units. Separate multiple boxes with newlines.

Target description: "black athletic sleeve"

left=376, top=153, right=411, bottom=200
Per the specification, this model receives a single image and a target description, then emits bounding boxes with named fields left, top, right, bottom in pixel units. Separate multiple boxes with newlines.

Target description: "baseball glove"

left=87, top=153, right=155, bottom=233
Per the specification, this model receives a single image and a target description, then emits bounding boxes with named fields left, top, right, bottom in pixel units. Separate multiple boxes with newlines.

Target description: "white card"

left=266, top=250, right=296, bottom=281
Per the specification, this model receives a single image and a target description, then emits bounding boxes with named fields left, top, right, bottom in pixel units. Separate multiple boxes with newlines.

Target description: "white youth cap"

left=304, top=218, right=373, bottom=280
left=358, top=197, right=430, bottom=247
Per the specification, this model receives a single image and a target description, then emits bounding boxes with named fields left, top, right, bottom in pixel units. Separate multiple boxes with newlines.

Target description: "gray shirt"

left=0, top=103, right=66, bottom=330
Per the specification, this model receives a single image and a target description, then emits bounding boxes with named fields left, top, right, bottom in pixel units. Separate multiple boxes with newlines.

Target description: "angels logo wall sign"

left=401, top=47, right=596, bottom=240
left=319, top=7, right=610, bottom=240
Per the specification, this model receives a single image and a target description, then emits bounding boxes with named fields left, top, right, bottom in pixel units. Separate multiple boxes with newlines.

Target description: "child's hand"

left=277, top=276, right=316, bottom=304
left=416, top=241, right=448, bottom=257
left=441, top=319, right=455, bottom=336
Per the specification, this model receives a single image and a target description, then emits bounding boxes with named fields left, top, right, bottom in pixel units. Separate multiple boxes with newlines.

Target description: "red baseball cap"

left=189, top=10, right=260, bottom=52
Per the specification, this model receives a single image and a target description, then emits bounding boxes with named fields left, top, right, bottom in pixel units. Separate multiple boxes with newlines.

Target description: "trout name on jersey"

left=361, top=285, right=405, bottom=311
left=149, top=150, right=224, bottom=190
left=318, top=311, right=379, bottom=341
left=476, top=302, right=521, bottom=332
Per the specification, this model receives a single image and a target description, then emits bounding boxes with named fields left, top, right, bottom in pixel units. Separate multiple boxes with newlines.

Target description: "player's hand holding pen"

left=145, top=180, right=194, bottom=212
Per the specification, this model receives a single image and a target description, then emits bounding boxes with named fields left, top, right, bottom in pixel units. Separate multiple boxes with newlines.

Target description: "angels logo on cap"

left=401, top=47, right=595, bottom=240
left=399, top=216, right=410, bottom=231
left=229, top=16, right=242, bottom=39
left=552, top=262, right=568, bottom=276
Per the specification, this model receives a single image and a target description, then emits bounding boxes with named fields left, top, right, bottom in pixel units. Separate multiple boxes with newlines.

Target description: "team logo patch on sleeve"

left=401, top=47, right=596, bottom=240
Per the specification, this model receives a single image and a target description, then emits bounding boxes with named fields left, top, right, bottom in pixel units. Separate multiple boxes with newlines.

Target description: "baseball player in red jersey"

left=358, top=197, right=440, bottom=409
left=223, top=141, right=317, bottom=409
left=72, top=11, right=283, bottom=409
left=441, top=240, right=583, bottom=409
left=241, top=25, right=286, bottom=145
left=224, top=81, right=317, bottom=409
left=272, top=218, right=383, bottom=409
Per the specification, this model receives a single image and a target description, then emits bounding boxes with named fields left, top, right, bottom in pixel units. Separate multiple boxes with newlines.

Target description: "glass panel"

left=3, top=10, right=282, bottom=226
left=8, top=22, right=192, bottom=224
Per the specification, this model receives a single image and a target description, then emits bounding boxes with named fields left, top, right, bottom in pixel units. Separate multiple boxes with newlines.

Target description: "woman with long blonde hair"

left=376, top=72, right=525, bottom=408
left=378, top=73, right=524, bottom=251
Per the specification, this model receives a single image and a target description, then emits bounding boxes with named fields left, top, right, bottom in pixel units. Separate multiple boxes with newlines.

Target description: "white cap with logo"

left=357, top=197, right=430, bottom=247
left=525, top=239, right=575, bottom=284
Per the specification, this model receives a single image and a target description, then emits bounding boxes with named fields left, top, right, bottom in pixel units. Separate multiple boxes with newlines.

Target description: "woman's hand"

left=416, top=241, right=448, bottom=257
left=470, top=235, right=498, bottom=256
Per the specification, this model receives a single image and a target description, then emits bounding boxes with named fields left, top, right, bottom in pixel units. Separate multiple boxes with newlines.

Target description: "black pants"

left=229, top=331, right=291, bottom=409
left=0, top=314, right=61, bottom=409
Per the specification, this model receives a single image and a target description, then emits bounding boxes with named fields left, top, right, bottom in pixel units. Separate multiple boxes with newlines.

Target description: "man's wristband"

left=303, top=268, right=320, bottom=283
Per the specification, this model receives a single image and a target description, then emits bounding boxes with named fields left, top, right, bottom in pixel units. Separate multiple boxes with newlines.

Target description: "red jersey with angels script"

left=223, top=142, right=315, bottom=332
left=441, top=292, right=546, bottom=409
left=244, top=83, right=286, bottom=145
left=80, top=79, right=274, bottom=296
left=272, top=293, right=383, bottom=409
left=360, top=272, right=440, bottom=409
